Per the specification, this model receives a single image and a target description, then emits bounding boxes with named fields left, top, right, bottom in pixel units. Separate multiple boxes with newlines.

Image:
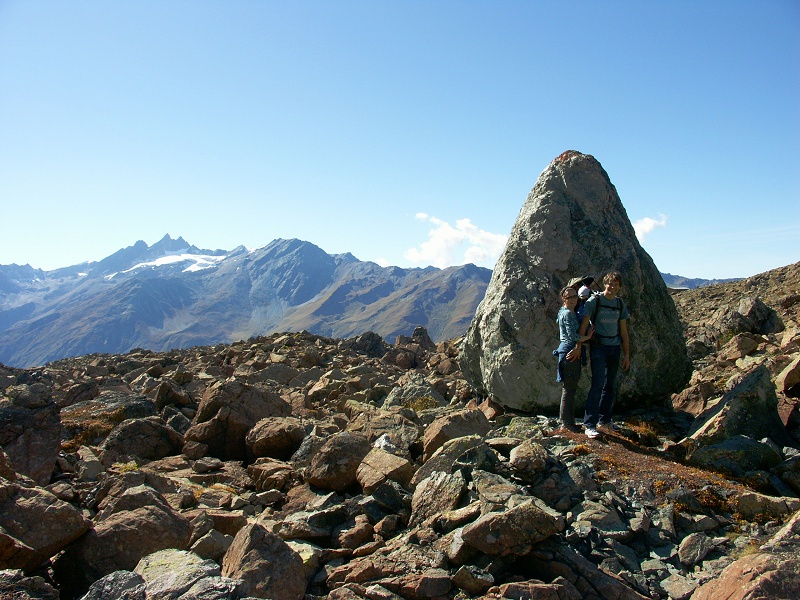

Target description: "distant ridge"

left=0, top=236, right=491, bottom=368
left=661, top=272, right=741, bottom=289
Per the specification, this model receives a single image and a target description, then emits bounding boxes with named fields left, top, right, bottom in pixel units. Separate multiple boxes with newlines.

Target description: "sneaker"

left=585, top=427, right=600, bottom=439
left=598, top=422, right=620, bottom=432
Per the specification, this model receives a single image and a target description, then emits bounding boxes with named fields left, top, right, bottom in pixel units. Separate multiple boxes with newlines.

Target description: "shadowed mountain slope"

left=0, top=237, right=491, bottom=367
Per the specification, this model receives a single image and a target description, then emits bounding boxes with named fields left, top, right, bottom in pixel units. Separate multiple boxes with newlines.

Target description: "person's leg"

left=583, top=345, right=607, bottom=429
left=598, top=345, right=621, bottom=424
left=560, top=357, right=580, bottom=428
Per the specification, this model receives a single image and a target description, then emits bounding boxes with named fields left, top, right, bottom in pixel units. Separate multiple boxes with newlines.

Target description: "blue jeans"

left=583, top=344, right=621, bottom=428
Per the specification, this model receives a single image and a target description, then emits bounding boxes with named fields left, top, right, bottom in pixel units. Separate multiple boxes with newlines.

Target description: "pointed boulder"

left=460, top=151, right=690, bottom=412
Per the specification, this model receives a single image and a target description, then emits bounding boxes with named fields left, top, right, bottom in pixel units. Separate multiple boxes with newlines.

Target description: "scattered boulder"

left=689, top=365, right=793, bottom=447
left=245, top=416, right=306, bottom=460
left=422, top=407, right=491, bottom=460
left=0, top=483, right=90, bottom=571
left=691, top=552, right=800, bottom=600
left=688, top=435, right=784, bottom=477
left=304, top=431, right=371, bottom=492
left=100, top=415, right=184, bottom=463
left=184, top=379, right=291, bottom=461
left=461, top=498, right=561, bottom=556
left=0, top=383, right=61, bottom=485
left=221, top=522, right=306, bottom=600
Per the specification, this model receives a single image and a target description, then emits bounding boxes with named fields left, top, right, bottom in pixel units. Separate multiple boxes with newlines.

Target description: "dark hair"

left=560, top=286, right=574, bottom=298
left=603, top=271, right=622, bottom=286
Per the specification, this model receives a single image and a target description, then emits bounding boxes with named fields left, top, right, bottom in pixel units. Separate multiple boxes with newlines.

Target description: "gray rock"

left=0, top=568, right=60, bottom=600
left=573, top=499, right=630, bottom=541
left=688, top=435, right=783, bottom=477
left=459, top=151, right=690, bottom=411
left=659, top=573, right=698, bottom=600
left=134, top=549, right=221, bottom=600
left=689, top=365, right=793, bottom=448
left=79, top=571, right=146, bottom=600
left=451, top=565, right=494, bottom=595
left=678, top=532, right=717, bottom=566
left=409, top=470, right=465, bottom=526
left=382, top=372, right=446, bottom=409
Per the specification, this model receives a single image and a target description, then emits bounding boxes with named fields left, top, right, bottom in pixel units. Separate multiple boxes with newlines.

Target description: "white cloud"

left=405, top=214, right=508, bottom=268
left=633, top=214, right=667, bottom=242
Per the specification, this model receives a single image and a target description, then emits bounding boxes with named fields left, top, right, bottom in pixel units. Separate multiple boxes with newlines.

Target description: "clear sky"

left=1, top=1, right=797, bottom=280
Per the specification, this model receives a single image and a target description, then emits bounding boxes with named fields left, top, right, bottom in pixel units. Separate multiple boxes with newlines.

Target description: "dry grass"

left=557, top=426, right=749, bottom=506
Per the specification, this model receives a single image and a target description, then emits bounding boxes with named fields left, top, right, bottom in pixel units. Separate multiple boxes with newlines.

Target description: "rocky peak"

left=460, top=150, right=691, bottom=412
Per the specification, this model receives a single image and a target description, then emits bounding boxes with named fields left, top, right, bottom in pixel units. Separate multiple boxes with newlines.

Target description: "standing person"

left=555, top=286, right=594, bottom=431
left=579, top=271, right=630, bottom=439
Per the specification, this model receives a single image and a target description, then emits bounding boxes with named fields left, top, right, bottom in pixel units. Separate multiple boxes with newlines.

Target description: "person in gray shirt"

left=578, top=271, right=630, bottom=438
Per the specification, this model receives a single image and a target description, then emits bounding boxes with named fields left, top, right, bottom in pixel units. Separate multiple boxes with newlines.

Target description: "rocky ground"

left=1, top=262, right=800, bottom=600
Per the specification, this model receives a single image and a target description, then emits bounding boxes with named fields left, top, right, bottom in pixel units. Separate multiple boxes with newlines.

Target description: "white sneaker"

left=585, top=427, right=600, bottom=439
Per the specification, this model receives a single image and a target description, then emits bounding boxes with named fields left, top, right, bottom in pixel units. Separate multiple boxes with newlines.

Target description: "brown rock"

left=247, top=457, right=297, bottom=492
left=221, top=522, right=305, bottom=600
left=100, top=415, right=184, bottom=462
left=246, top=416, right=306, bottom=460
left=776, top=355, right=800, bottom=396
left=0, top=482, right=90, bottom=571
left=422, top=408, right=490, bottom=460
left=691, top=552, right=800, bottom=600
left=461, top=498, right=560, bottom=556
left=304, top=432, right=371, bottom=492
left=0, top=384, right=61, bottom=485
left=58, top=501, right=191, bottom=586
left=184, top=379, right=291, bottom=461
left=356, top=447, right=413, bottom=494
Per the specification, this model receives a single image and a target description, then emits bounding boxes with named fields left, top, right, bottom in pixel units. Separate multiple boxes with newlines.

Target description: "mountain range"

left=0, top=234, right=732, bottom=369
left=0, top=235, right=491, bottom=368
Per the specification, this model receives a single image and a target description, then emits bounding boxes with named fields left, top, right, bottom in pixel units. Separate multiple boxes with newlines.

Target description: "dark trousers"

left=558, top=355, right=581, bottom=426
left=583, top=343, right=621, bottom=428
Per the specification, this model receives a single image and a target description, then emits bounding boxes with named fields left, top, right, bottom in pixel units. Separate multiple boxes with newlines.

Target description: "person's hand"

left=566, top=346, right=580, bottom=362
left=621, top=354, right=631, bottom=372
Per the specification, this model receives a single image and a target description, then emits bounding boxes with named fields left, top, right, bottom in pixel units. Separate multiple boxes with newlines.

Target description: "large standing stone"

left=459, top=151, right=690, bottom=412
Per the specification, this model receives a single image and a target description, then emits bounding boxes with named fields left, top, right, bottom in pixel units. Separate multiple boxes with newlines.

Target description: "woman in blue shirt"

left=555, top=286, right=594, bottom=431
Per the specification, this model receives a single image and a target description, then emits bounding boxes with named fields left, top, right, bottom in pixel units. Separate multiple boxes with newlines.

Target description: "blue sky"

left=1, top=1, right=797, bottom=279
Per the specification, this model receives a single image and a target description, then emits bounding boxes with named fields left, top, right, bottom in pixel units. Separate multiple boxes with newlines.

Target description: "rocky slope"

left=1, top=261, right=799, bottom=600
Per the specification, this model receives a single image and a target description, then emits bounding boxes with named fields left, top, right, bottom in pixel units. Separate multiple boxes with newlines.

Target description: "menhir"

left=459, top=150, right=691, bottom=412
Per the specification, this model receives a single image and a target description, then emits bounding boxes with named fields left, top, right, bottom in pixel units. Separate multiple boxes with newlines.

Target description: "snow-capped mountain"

left=0, top=236, right=492, bottom=367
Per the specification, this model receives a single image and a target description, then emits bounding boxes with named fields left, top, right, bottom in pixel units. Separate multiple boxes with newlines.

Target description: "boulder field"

left=0, top=261, right=799, bottom=600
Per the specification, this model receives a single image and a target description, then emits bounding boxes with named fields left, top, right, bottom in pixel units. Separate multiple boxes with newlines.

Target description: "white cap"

left=578, top=285, right=591, bottom=298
